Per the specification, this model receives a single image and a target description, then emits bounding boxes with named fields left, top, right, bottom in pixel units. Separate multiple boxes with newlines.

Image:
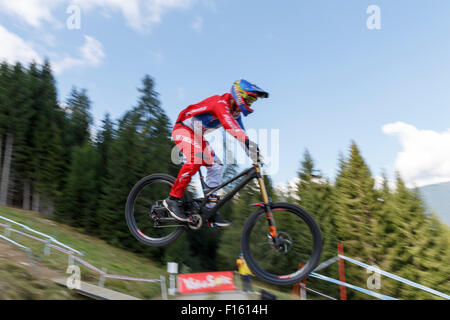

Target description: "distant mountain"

left=417, top=182, right=450, bottom=226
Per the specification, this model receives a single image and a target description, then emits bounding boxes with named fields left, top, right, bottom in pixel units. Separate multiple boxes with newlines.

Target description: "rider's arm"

left=212, top=103, right=248, bottom=143
left=236, top=115, right=245, bottom=131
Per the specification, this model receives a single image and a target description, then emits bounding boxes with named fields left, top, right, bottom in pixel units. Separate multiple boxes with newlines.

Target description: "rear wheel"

left=241, top=203, right=322, bottom=286
left=125, top=174, right=187, bottom=247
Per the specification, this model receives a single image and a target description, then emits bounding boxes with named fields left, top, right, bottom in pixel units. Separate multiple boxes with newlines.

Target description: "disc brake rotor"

left=267, top=231, right=293, bottom=255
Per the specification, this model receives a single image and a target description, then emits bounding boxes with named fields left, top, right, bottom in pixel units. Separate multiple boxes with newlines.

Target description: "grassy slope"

left=0, top=261, right=82, bottom=300
left=0, top=206, right=168, bottom=299
left=0, top=206, right=297, bottom=300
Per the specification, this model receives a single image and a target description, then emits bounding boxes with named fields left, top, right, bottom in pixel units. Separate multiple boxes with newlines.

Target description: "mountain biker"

left=163, top=79, right=269, bottom=227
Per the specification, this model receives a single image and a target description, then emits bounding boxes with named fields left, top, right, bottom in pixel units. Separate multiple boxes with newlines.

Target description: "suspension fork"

left=254, top=163, right=278, bottom=240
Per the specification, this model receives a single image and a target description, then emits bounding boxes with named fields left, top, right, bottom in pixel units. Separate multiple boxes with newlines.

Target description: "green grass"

left=0, top=206, right=165, bottom=300
left=0, top=258, right=86, bottom=300
left=0, top=206, right=302, bottom=300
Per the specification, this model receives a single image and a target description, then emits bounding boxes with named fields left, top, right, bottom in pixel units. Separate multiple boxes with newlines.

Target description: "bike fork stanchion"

left=255, top=163, right=278, bottom=239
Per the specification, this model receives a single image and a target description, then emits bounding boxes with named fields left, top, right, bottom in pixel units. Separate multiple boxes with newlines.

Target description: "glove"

left=244, top=139, right=260, bottom=162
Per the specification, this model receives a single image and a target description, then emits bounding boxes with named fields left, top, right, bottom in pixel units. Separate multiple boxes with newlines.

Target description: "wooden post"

left=292, top=262, right=308, bottom=299
left=337, top=242, right=347, bottom=300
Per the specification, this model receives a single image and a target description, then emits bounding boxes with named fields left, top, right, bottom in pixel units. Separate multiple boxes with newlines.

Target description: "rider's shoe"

left=205, top=195, right=231, bottom=227
left=163, top=196, right=189, bottom=222
left=208, top=212, right=231, bottom=228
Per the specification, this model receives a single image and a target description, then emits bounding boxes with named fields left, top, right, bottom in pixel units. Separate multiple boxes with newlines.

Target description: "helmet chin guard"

left=231, top=79, right=269, bottom=117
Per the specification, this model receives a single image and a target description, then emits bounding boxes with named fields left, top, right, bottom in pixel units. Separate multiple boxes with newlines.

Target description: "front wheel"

left=241, top=203, right=323, bottom=286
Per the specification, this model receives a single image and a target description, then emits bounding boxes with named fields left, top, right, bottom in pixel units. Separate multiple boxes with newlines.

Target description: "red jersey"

left=175, top=93, right=248, bottom=143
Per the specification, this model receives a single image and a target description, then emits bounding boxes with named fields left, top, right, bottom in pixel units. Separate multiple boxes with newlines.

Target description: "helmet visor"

left=244, top=94, right=257, bottom=106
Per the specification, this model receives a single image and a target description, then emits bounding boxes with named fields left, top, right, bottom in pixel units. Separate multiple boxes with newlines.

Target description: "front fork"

left=254, top=163, right=279, bottom=242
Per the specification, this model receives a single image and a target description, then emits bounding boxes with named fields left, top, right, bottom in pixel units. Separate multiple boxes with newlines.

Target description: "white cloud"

left=191, top=16, right=203, bottom=32
left=80, top=35, right=105, bottom=66
left=72, top=0, right=196, bottom=31
left=0, top=0, right=200, bottom=31
left=0, top=0, right=60, bottom=27
left=53, top=35, right=105, bottom=74
left=383, top=122, right=450, bottom=187
left=0, top=25, right=42, bottom=64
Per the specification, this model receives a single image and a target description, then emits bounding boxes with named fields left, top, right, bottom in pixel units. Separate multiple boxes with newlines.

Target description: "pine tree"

left=295, top=149, right=339, bottom=298
left=373, top=171, right=397, bottom=263
left=0, top=63, right=35, bottom=207
left=96, top=113, right=115, bottom=183
left=29, top=62, right=66, bottom=214
left=55, top=142, right=101, bottom=231
left=333, top=142, right=381, bottom=298
left=381, top=174, right=441, bottom=299
left=96, top=75, right=173, bottom=260
left=65, top=87, right=93, bottom=148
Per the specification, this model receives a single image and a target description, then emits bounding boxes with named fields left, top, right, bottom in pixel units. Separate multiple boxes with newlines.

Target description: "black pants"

left=240, top=275, right=253, bottom=292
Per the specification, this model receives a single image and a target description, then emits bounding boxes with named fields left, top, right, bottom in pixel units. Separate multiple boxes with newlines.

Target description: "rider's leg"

left=205, top=160, right=224, bottom=196
left=205, top=156, right=230, bottom=227
left=165, top=124, right=213, bottom=221
left=169, top=162, right=202, bottom=199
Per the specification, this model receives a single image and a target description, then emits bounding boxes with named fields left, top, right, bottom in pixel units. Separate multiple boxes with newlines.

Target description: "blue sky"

left=1, top=0, right=450, bottom=188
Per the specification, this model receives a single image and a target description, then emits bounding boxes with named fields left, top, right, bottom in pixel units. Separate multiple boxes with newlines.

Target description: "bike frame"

left=197, top=160, right=279, bottom=239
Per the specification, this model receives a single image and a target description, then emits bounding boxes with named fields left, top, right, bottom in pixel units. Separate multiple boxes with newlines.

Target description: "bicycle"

left=125, top=150, right=323, bottom=286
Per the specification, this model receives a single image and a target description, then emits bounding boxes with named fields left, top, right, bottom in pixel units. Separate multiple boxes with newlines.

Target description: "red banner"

left=177, top=271, right=235, bottom=294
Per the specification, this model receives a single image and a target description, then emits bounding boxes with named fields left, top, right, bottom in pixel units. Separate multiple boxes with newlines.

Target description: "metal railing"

left=0, top=216, right=167, bottom=300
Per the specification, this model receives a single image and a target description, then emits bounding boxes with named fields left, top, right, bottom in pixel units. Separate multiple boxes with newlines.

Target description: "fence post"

left=68, top=254, right=74, bottom=268
left=43, top=239, right=51, bottom=257
left=160, top=275, right=168, bottom=300
left=300, top=283, right=307, bottom=300
left=99, top=268, right=107, bottom=287
left=337, top=242, right=347, bottom=300
left=4, top=223, right=11, bottom=237
left=167, top=262, right=178, bottom=296
left=26, top=248, right=39, bottom=277
left=292, top=262, right=307, bottom=299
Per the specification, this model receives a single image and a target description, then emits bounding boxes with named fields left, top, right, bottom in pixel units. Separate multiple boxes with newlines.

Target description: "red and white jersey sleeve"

left=176, top=93, right=248, bottom=143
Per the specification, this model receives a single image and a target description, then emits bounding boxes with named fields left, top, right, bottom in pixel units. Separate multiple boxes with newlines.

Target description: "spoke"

left=138, top=198, right=154, bottom=205
left=154, top=225, right=184, bottom=228
left=132, top=179, right=179, bottom=239
left=246, top=209, right=316, bottom=278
